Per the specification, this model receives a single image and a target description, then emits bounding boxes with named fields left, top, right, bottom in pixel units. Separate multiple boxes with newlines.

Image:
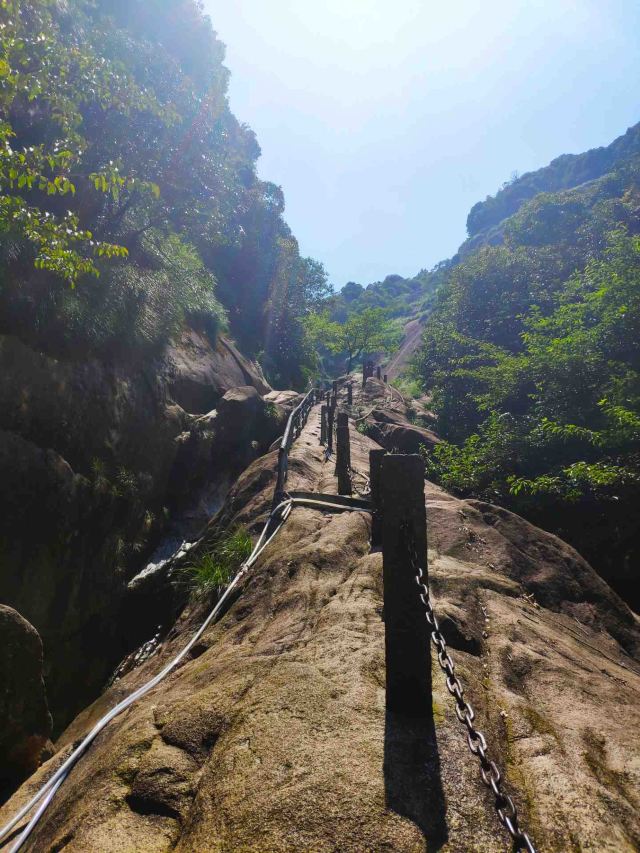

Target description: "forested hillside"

left=413, top=123, right=640, bottom=607
left=0, top=0, right=327, bottom=387
left=0, top=0, right=331, bottom=738
left=465, top=122, right=640, bottom=242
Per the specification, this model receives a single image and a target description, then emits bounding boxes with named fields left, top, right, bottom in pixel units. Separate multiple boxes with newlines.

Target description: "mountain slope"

left=2, top=385, right=638, bottom=852
left=413, top=125, right=640, bottom=610
left=466, top=121, right=640, bottom=240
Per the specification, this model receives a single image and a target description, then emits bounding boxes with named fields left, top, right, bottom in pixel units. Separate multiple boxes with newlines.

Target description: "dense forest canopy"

left=304, top=263, right=450, bottom=376
left=0, top=0, right=327, bottom=386
left=412, top=126, right=640, bottom=606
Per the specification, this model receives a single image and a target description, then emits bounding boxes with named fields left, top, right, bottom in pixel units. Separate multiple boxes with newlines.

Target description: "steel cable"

left=0, top=499, right=293, bottom=852
left=2, top=382, right=409, bottom=851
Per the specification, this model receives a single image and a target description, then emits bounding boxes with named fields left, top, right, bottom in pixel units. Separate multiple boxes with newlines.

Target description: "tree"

left=0, top=0, right=327, bottom=376
left=306, top=307, right=401, bottom=374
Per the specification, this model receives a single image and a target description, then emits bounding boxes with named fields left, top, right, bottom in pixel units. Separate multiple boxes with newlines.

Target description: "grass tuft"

left=183, top=528, right=252, bottom=593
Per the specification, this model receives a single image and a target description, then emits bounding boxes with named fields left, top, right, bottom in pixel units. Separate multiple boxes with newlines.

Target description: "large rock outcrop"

left=0, top=328, right=275, bottom=733
left=0, top=606, right=52, bottom=803
left=365, top=407, right=440, bottom=454
left=164, top=331, right=270, bottom=415
left=3, top=400, right=638, bottom=851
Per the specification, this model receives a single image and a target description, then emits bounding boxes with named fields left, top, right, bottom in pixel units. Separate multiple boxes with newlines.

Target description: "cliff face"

left=0, top=327, right=276, bottom=736
left=2, top=383, right=638, bottom=852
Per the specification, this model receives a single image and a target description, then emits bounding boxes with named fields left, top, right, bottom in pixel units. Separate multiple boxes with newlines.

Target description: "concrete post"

left=381, top=454, right=430, bottom=714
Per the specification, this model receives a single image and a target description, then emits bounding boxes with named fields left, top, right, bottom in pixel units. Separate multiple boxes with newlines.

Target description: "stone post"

left=335, top=412, right=352, bottom=495
left=381, top=454, right=430, bottom=714
left=369, top=448, right=385, bottom=547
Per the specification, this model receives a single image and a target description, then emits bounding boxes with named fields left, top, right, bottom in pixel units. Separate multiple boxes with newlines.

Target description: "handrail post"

left=347, top=384, right=353, bottom=406
left=320, top=405, right=327, bottom=445
left=381, top=454, right=431, bottom=714
left=335, top=412, right=352, bottom=495
left=376, top=365, right=381, bottom=380
left=369, top=448, right=385, bottom=547
left=327, top=403, right=334, bottom=453
left=383, top=374, right=388, bottom=384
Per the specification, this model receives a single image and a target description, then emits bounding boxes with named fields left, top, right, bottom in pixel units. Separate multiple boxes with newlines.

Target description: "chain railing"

left=403, top=524, right=537, bottom=853
left=1, top=379, right=541, bottom=853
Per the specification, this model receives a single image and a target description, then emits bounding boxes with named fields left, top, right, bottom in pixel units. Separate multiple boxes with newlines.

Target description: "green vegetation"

left=329, top=264, right=450, bottom=323
left=465, top=123, right=640, bottom=238
left=393, top=376, right=423, bottom=400
left=0, top=0, right=327, bottom=384
left=305, top=306, right=402, bottom=375
left=414, top=128, right=640, bottom=604
left=183, top=528, right=252, bottom=593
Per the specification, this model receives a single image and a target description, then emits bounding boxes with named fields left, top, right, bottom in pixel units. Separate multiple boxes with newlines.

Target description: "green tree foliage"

left=306, top=307, right=401, bottom=374
left=0, top=0, right=323, bottom=383
left=328, top=265, right=448, bottom=325
left=417, top=175, right=640, bottom=603
left=466, top=121, right=640, bottom=237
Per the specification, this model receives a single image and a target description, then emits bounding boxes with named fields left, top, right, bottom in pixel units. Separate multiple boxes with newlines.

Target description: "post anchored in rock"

left=383, top=374, right=388, bottom=384
left=320, top=405, right=328, bottom=445
left=376, top=365, right=382, bottom=380
left=335, top=411, right=352, bottom=495
left=369, top=448, right=385, bottom=547
left=347, top=383, right=353, bottom=406
left=327, top=402, right=335, bottom=453
left=381, top=453, right=431, bottom=714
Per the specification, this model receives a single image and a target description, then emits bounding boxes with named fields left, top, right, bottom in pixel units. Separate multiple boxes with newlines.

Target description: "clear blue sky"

left=205, top=1, right=640, bottom=288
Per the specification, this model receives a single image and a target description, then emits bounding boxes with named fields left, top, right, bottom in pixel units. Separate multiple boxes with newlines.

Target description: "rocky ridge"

left=1, top=378, right=638, bottom=851
left=0, top=326, right=280, bottom=742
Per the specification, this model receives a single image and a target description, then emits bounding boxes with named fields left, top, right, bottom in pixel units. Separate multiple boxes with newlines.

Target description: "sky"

left=205, top=1, right=640, bottom=288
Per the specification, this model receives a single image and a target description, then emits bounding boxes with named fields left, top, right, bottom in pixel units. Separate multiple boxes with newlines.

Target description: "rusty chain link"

left=404, top=526, right=537, bottom=853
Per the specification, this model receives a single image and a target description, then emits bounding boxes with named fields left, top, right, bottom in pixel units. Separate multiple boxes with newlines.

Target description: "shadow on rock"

left=384, top=689, right=448, bottom=850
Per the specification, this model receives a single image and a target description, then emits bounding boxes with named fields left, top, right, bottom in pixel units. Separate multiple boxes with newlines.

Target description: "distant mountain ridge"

left=465, top=121, right=640, bottom=239
left=332, top=120, right=640, bottom=364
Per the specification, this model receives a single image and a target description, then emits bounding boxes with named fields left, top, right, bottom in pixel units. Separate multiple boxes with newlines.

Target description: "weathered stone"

left=366, top=408, right=440, bottom=454
left=3, top=397, right=638, bottom=852
left=0, top=329, right=277, bottom=733
left=0, top=606, right=52, bottom=801
left=165, top=331, right=270, bottom=414
left=216, top=385, right=263, bottom=438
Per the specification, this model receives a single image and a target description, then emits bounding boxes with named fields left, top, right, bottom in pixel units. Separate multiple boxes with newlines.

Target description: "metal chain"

left=404, top=527, right=537, bottom=853
left=347, top=464, right=371, bottom=498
